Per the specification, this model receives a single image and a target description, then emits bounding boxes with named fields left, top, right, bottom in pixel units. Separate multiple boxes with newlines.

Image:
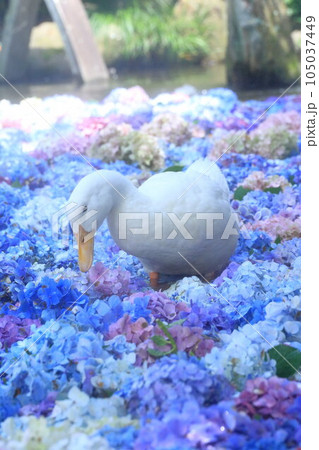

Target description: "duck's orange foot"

left=150, top=272, right=159, bottom=290
left=202, top=272, right=216, bottom=283
left=149, top=272, right=182, bottom=291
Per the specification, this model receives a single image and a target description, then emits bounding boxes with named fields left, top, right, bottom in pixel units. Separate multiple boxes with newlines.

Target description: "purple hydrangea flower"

left=235, top=377, right=301, bottom=419
left=0, top=315, right=40, bottom=350
left=88, top=262, right=131, bottom=297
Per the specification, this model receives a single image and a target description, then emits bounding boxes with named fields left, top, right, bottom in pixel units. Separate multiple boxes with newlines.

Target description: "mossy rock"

left=226, top=0, right=300, bottom=88
left=174, top=0, right=227, bottom=62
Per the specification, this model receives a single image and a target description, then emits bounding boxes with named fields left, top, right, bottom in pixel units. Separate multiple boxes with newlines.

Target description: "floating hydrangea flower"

left=146, top=291, right=190, bottom=321
left=121, top=130, right=165, bottom=170
left=272, top=238, right=301, bottom=267
left=0, top=87, right=300, bottom=448
left=235, top=377, right=301, bottom=419
left=250, top=110, right=300, bottom=159
left=31, top=131, right=94, bottom=160
left=108, top=314, right=214, bottom=365
left=88, top=123, right=165, bottom=170
left=128, top=354, right=234, bottom=419
left=141, top=113, right=193, bottom=145
left=76, top=116, right=110, bottom=136
left=0, top=315, right=40, bottom=350
left=250, top=128, right=299, bottom=160
left=88, top=262, right=131, bottom=297
left=9, top=277, right=89, bottom=320
left=209, top=110, right=300, bottom=160
left=108, top=314, right=153, bottom=345
left=19, top=391, right=57, bottom=417
left=255, top=110, right=300, bottom=135
left=240, top=171, right=290, bottom=191
left=249, top=214, right=301, bottom=241
left=88, top=122, right=133, bottom=161
left=105, top=86, right=150, bottom=105
left=137, top=322, right=214, bottom=365
left=124, top=291, right=189, bottom=322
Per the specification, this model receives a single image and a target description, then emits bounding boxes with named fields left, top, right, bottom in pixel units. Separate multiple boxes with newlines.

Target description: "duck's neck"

left=100, top=170, right=137, bottom=204
left=94, top=170, right=143, bottom=227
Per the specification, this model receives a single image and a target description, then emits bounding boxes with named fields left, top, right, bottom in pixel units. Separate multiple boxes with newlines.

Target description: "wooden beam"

left=0, top=0, right=109, bottom=83
left=44, top=0, right=109, bottom=82
left=0, top=0, right=41, bottom=80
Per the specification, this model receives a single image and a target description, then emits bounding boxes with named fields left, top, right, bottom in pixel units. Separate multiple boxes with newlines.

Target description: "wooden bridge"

left=0, top=0, right=109, bottom=83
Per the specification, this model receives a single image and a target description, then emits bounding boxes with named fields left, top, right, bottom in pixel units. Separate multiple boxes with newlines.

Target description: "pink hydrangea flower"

left=147, top=291, right=190, bottom=321
left=88, top=122, right=134, bottom=161
left=249, top=214, right=301, bottom=241
left=107, top=309, right=214, bottom=366
left=117, top=86, right=150, bottom=104
left=88, top=123, right=165, bottom=170
left=124, top=291, right=190, bottom=321
left=240, top=171, right=290, bottom=191
left=76, top=117, right=110, bottom=137
left=108, top=313, right=153, bottom=345
left=209, top=111, right=300, bottom=160
left=253, top=110, right=301, bottom=135
left=141, top=113, right=194, bottom=145
left=235, top=376, right=300, bottom=419
left=88, top=262, right=131, bottom=296
left=137, top=323, right=214, bottom=365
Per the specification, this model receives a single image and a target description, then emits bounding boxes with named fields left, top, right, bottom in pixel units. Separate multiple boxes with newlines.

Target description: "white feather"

left=68, top=161, right=238, bottom=276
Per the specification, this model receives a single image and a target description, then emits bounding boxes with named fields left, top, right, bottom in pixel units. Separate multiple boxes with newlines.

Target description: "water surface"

left=0, top=64, right=300, bottom=103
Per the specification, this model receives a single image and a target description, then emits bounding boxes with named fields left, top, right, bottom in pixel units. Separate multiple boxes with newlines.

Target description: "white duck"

left=68, top=159, right=238, bottom=287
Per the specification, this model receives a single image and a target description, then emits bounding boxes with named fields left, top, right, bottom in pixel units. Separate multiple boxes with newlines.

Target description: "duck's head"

left=67, top=171, right=121, bottom=272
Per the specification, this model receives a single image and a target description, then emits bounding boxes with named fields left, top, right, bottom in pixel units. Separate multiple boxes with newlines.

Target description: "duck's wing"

left=138, top=159, right=230, bottom=207
left=138, top=171, right=186, bottom=202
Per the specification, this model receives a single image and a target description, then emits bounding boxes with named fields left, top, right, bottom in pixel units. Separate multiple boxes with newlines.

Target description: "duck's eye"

left=83, top=205, right=88, bottom=213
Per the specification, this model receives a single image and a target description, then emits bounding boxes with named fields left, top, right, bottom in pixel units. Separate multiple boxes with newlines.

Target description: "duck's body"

left=69, top=159, right=238, bottom=278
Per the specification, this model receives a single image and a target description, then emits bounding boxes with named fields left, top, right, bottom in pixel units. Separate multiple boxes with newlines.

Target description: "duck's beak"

left=75, top=224, right=94, bottom=272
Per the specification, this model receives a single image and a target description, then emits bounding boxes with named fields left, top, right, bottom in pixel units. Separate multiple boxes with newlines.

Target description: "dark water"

left=0, top=64, right=300, bottom=103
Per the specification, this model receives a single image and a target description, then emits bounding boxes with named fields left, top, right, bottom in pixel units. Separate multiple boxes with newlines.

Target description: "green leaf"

left=11, top=180, right=23, bottom=188
left=233, top=186, right=252, bottom=201
left=151, top=335, right=169, bottom=347
left=264, top=187, right=282, bottom=194
left=275, top=236, right=282, bottom=245
left=156, top=320, right=177, bottom=353
left=147, top=348, right=166, bottom=358
left=288, top=175, right=297, bottom=185
left=168, top=318, right=186, bottom=327
left=156, top=320, right=171, bottom=338
left=163, top=165, right=185, bottom=172
left=267, top=345, right=301, bottom=378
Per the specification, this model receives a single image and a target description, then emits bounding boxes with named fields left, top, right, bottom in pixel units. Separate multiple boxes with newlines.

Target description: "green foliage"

left=233, top=186, right=252, bottom=201
left=233, top=185, right=282, bottom=201
left=284, top=0, right=301, bottom=27
left=267, top=344, right=301, bottom=378
left=148, top=320, right=178, bottom=358
left=89, top=1, right=211, bottom=66
left=163, top=165, right=185, bottom=172
left=85, top=1, right=177, bottom=15
left=264, top=187, right=282, bottom=194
